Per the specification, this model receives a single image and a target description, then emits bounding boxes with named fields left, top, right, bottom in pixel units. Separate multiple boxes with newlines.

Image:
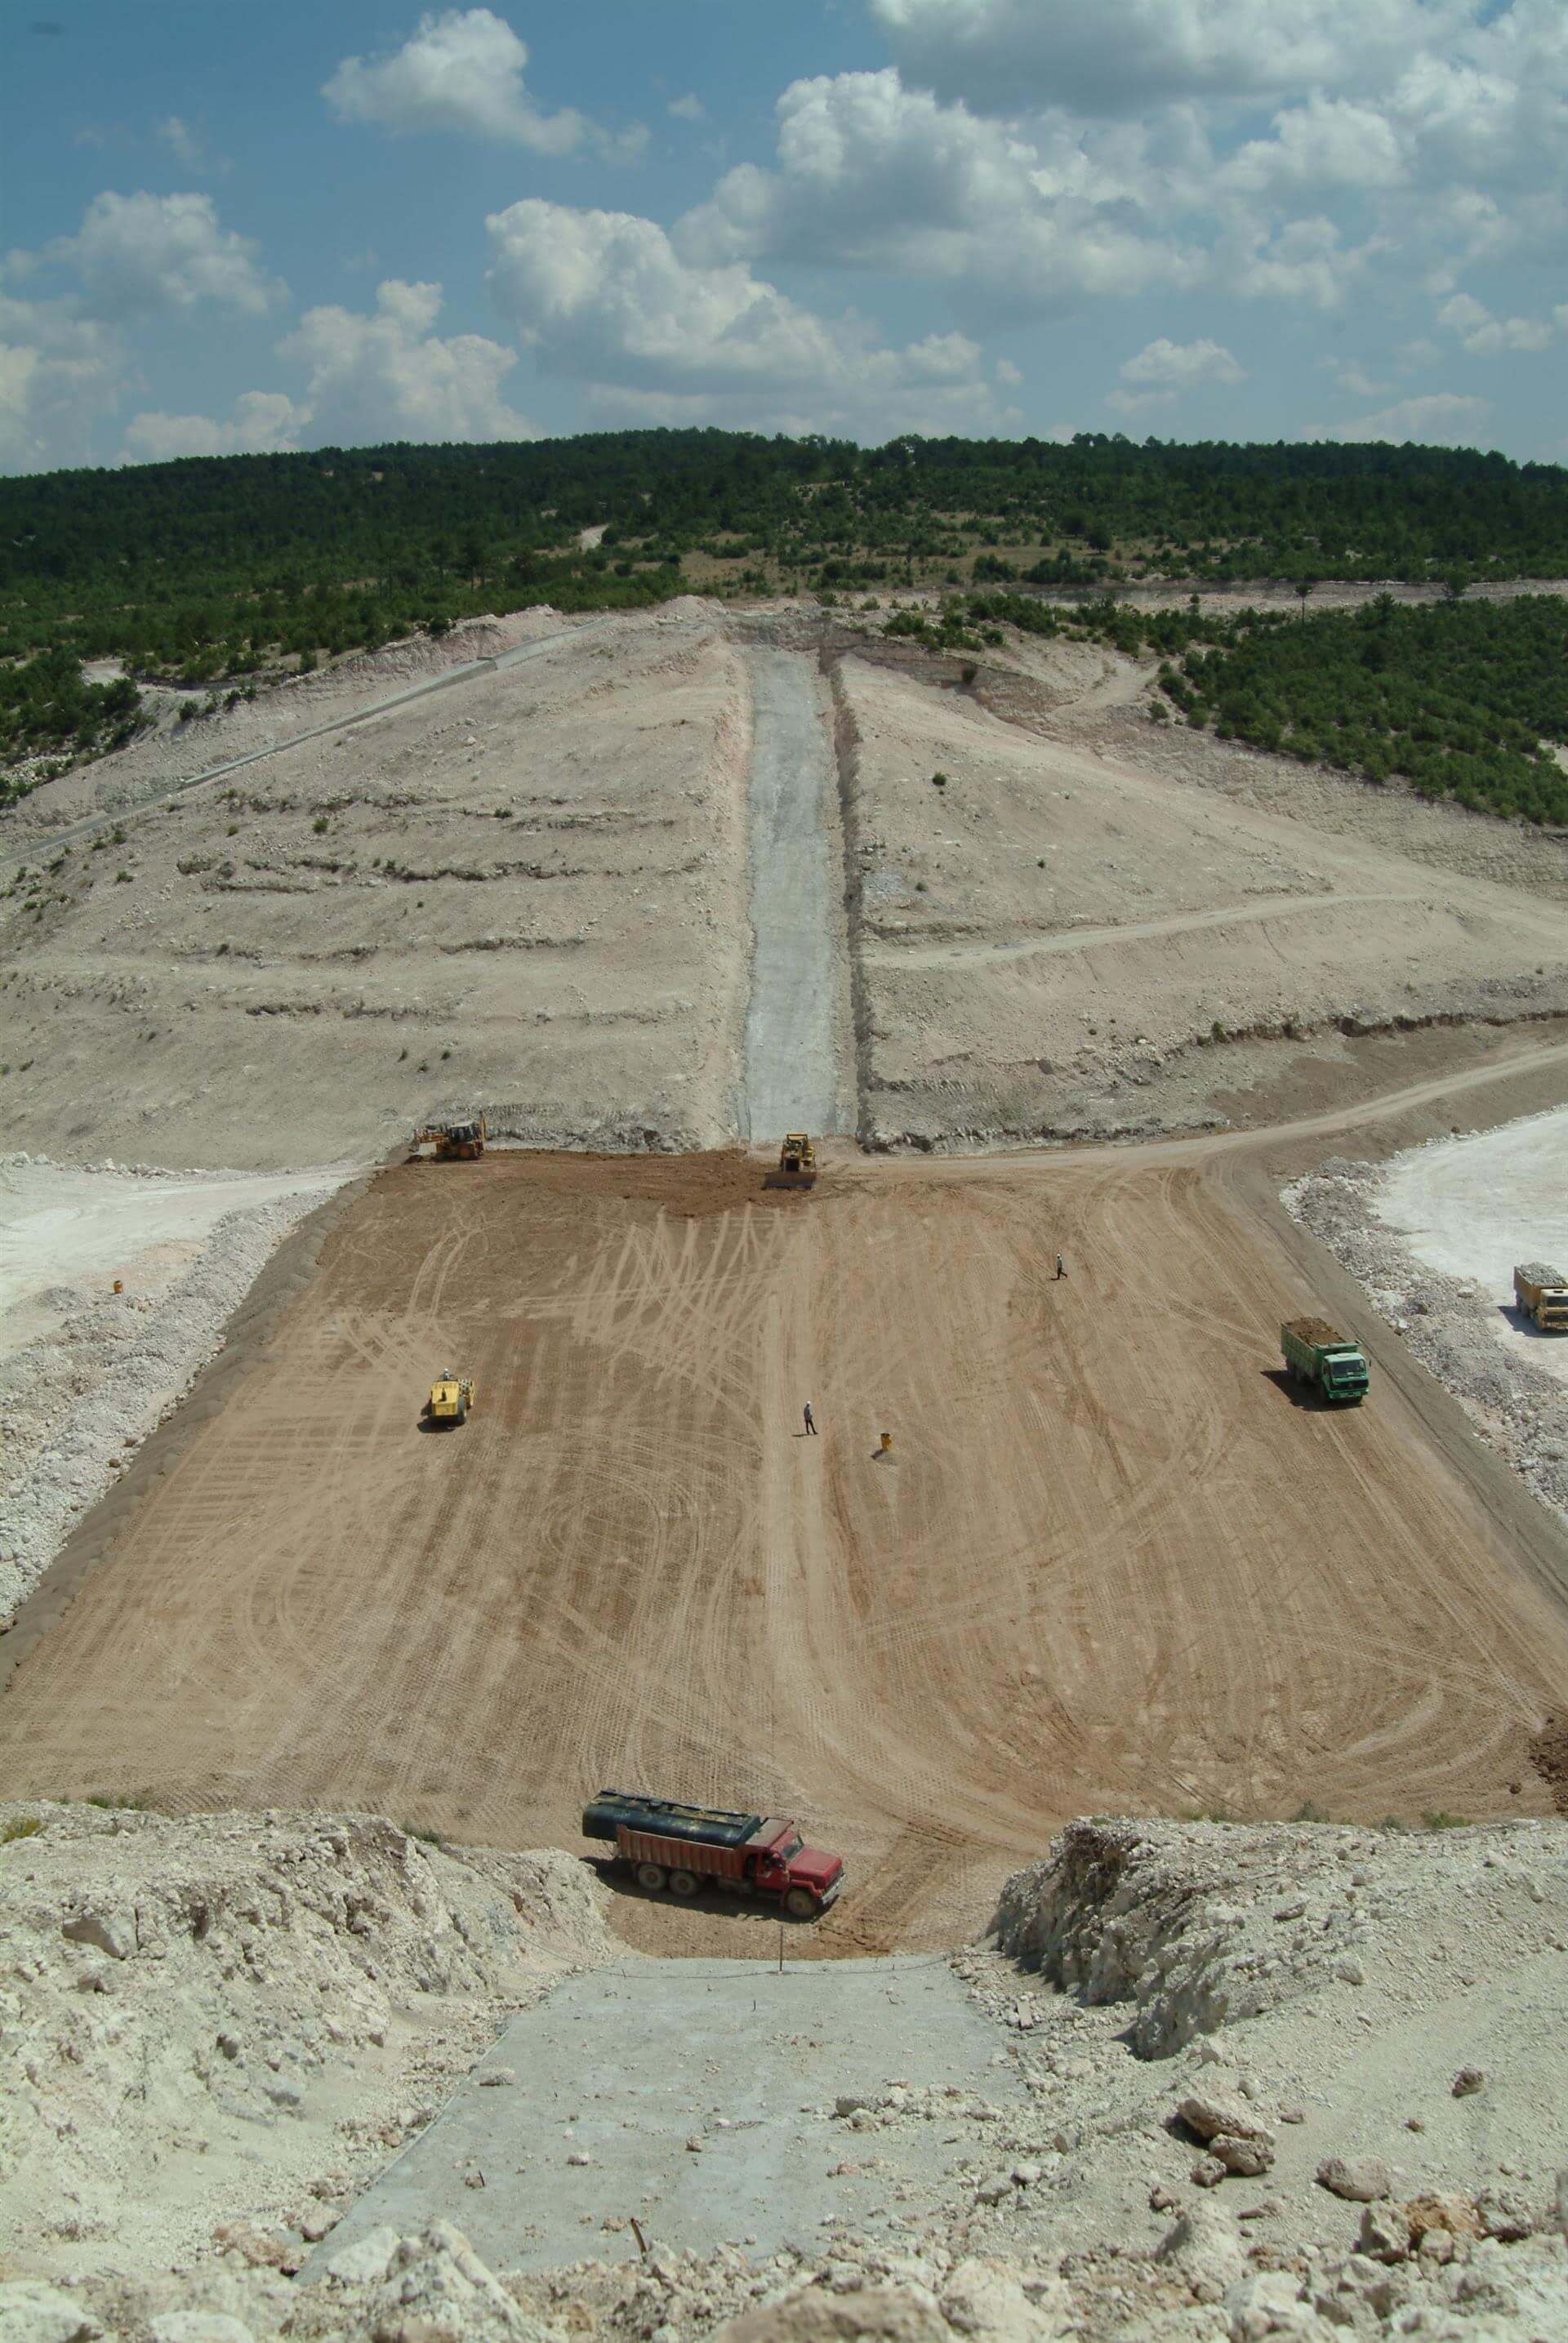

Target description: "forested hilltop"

left=7, top=429, right=1568, bottom=671
left=3, top=429, right=1568, bottom=817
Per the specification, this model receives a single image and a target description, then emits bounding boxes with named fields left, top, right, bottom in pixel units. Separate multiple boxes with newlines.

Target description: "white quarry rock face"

left=0, top=2281, right=104, bottom=2343
left=0, top=1802, right=608, bottom=2283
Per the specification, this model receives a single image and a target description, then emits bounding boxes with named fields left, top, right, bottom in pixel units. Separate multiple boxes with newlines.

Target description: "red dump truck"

left=582, top=1789, right=845, bottom=1918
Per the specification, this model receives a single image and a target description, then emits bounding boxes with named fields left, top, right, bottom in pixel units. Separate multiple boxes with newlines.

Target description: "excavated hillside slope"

left=0, top=606, right=750, bottom=1169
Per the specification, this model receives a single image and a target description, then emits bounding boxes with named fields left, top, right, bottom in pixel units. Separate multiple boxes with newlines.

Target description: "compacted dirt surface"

left=7, top=1050, right=1568, bottom=1962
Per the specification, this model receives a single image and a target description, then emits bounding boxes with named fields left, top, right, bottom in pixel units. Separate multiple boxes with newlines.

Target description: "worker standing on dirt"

left=1056, top=1253, right=1066, bottom=1281
left=803, top=1402, right=817, bottom=1437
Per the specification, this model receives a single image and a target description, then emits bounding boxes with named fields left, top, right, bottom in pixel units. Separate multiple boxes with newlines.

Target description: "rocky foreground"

left=2, top=1810, right=1566, bottom=2339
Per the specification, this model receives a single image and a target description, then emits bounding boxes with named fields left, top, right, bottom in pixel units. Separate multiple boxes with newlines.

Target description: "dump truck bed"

left=1282, top=1316, right=1344, bottom=1350
left=616, top=1826, right=768, bottom=1878
left=1281, top=1316, right=1369, bottom=1401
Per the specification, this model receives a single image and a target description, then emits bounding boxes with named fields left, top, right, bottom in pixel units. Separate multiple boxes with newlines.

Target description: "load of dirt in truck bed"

left=1282, top=1316, right=1345, bottom=1346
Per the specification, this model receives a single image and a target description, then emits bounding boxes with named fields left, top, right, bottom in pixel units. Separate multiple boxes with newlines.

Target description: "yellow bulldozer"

left=412, top=1113, right=487, bottom=1161
left=775, top=1133, right=817, bottom=1186
left=425, top=1372, right=475, bottom=1426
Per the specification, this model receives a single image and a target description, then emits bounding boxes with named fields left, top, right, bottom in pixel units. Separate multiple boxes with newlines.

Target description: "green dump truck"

left=1281, top=1316, right=1370, bottom=1404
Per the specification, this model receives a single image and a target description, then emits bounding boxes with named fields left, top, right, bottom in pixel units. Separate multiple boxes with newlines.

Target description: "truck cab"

left=1317, top=1346, right=1370, bottom=1401
left=748, top=1820, right=844, bottom=1910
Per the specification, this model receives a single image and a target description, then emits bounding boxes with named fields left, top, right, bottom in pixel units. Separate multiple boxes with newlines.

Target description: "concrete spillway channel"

left=738, top=646, right=857, bottom=1144
left=314, top=1955, right=1016, bottom=2272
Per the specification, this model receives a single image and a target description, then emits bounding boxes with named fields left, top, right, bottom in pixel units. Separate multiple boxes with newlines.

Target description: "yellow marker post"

left=880, top=1432, right=893, bottom=1453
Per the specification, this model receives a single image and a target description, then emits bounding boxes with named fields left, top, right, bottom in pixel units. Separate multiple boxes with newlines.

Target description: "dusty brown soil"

left=6, top=1054, right=1568, bottom=1961
left=1530, top=1711, right=1568, bottom=1813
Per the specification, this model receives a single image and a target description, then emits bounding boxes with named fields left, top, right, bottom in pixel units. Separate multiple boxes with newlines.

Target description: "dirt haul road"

left=5, top=1072, right=1568, bottom=1958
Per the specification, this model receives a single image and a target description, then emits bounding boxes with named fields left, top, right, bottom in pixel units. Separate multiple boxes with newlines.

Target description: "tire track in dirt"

left=862, top=892, right=1427, bottom=969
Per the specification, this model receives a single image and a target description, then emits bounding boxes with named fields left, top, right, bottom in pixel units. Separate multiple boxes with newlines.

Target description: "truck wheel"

left=635, top=1863, right=666, bottom=1893
left=669, top=1869, right=700, bottom=1897
left=783, top=1886, right=817, bottom=1919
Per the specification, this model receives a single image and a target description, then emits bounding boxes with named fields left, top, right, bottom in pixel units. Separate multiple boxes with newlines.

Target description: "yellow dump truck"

left=1514, top=1263, right=1568, bottom=1331
left=425, top=1372, right=475, bottom=1425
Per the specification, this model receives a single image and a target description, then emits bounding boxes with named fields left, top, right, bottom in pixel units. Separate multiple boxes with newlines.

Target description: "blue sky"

left=4, top=1, right=1566, bottom=470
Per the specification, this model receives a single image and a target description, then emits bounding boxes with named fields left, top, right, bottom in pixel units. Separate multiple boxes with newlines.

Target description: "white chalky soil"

left=1374, top=1107, right=1568, bottom=1390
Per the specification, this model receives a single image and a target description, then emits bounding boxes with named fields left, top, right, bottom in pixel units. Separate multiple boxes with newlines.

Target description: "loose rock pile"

left=9, top=2199, right=1567, bottom=2340
left=0, top=1163, right=341, bottom=1619
left=991, top=1817, right=1401, bottom=2054
left=0, top=1802, right=607, bottom=2276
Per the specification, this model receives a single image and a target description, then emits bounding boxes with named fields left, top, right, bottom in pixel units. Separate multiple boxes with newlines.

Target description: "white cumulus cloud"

left=485, top=197, right=1009, bottom=437
left=853, top=3, right=1568, bottom=338
left=324, top=8, right=643, bottom=159
left=1301, top=390, right=1493, bottom=443
left=278, top=278, right=536, bottom=444
left=45, top=191, right=280, bottom=320
left=1436, top=292, right=1554, bottom=352
left=1219, top=96, right=1409, bottom=196
left=1, top=191, right=285, bottom=471
left=0, top=288, right=125, bottom=471
left=154, top=118, right=225, bottom=176
left=120, top=391, right=305, bottom=464
left=1120, top=336, right=1245, bottom=388
left=115, top=280, right=536, bottom=468
left=867, top=0, right=1464, bottom=114
left=1224, top=216, right=1370, bottom=307
left=676, top=69, right=1200, bottom=319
